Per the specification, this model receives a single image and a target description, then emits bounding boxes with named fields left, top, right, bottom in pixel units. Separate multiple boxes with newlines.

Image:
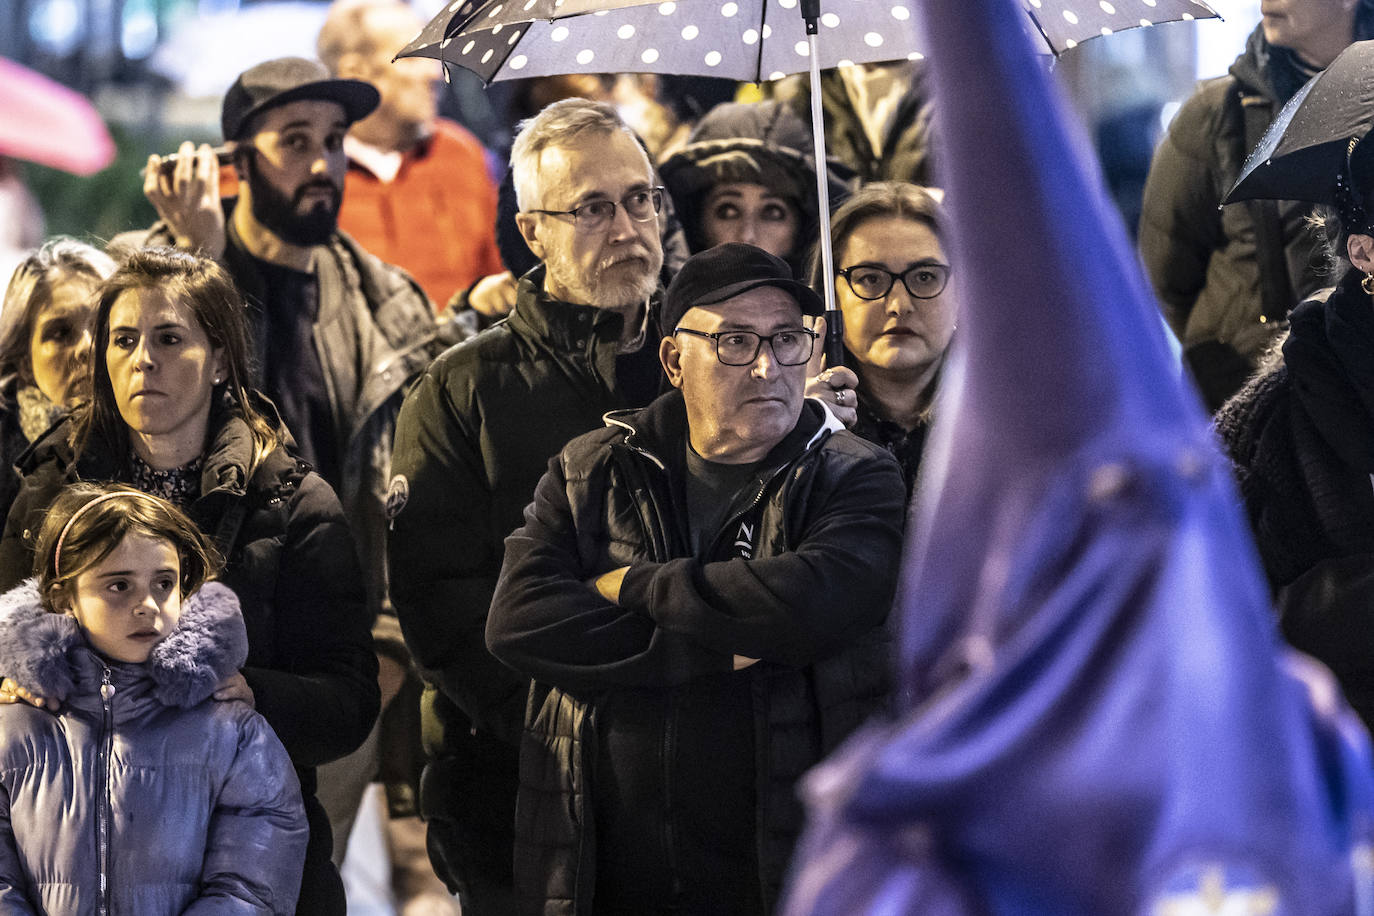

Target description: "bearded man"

left=116, top=57, right=447, bottom=619
left=386, top=98, right=670, bottom=914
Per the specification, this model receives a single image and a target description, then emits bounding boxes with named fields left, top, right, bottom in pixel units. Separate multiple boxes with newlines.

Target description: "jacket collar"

left=508, top=264, right=636, bottom=350
left=22, top=394, right=290, bottom=504
left=0, top=580, right=248, bottom=713
left=605, top=388, right=838, bottom=473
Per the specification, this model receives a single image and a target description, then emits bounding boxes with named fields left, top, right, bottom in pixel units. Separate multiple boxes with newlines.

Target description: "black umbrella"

left=1226, top=39, right=1374, bottom=206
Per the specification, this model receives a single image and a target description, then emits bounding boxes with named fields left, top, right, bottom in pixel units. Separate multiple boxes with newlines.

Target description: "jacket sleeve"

left=0, top=463, right=66, bottom=593
left=486, top=455, right=731, bottom=692
left=1137, top=81, right=1228, bottom=338
left=617, top=449, right=906, bottom=668
left=242, top=474, right=380, bottom=768
left=0, top=783, right=38, bottom=914
left=387, top=365, right=528, bottom=744
left=184, top=710, right=310, bottom=915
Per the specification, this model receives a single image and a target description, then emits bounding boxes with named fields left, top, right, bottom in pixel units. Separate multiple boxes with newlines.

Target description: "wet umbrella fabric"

left=774, top=0, right=1374, bottom=911
left=1227, top=39, right=1374, bottom=206
left=0, top=58, right=115, bottom=176
left=397, top=0, right=1218, bottom=83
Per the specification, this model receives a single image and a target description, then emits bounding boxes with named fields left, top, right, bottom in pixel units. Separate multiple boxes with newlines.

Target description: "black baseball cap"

left=661, top=243, right=824, bottom=333
left=222, top=57, right=380, bottom=143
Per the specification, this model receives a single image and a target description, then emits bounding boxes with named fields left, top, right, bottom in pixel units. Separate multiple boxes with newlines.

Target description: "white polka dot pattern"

left=391, top=0, right=1220, bottom=87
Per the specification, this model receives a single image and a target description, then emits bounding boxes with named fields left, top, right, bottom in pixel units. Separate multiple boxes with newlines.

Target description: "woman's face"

left=105, top=288, right=225, bottom=446
left=29, top=276, right=97, bottom=407
left=836, top=215, right=957, bottom=380
left=700, top=182, right=801, bottom=260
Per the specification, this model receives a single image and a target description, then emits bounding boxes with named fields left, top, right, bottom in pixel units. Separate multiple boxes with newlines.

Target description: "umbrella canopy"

left=399, top=0, right=1216, bottom=365
left=1227, top=39, right=1374, bottom=206
left=773, top=0, right=1374, bottom=910
left=0, top=58, right=116, bottom=176
left=397, top=0, right=1218, bottom=83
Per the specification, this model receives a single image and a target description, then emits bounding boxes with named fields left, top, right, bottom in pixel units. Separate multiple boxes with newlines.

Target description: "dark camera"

left=143, top=145, right=234, bottom=178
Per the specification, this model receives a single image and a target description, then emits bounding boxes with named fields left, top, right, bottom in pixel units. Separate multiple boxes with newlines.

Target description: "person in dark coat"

left=0, top=247, right=378, bottom=914
left=388, top=98, right=670, bottom=914
left=486, top=244, right=906, bottom=915
left=1139, top=1, right=1374, bottom=411
left=808, top=181, right=956, bottom=497
left=389, top=100, right=860, bottom=913
left=0, top=239, right=115, bottom=517
left=659, top=100, right=852, bottom=277
left=0, top=483, right=308, bottom=914
left=1217, top=128, right=1374, bottom=734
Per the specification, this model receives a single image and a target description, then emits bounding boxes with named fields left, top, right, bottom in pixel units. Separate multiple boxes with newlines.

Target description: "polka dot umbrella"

left=398, top=0, right=1218, bottom=364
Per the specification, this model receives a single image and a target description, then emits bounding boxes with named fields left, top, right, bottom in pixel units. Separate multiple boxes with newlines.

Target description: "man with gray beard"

left=386, top=98, right=669, bottom=915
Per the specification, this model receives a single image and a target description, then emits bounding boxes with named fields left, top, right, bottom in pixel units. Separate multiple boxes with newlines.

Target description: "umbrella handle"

left=803, top=19, right=844, bottom=369
left=823, top=308, right=845, bottom=369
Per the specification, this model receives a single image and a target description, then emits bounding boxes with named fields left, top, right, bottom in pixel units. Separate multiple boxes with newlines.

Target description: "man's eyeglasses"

left=674, top=327, right=818, bottom=366
left=837, top=262, right=951, bottom=300
left=528, top=187, right=665, bottom=233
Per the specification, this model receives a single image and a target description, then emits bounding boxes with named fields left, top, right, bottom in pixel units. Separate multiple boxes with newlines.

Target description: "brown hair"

left=807, top=181, right=946, bottom=290
left=33, top=482, right=222, bottom=613
left=75, top=247, right=280, bottom=473
left=0, top=237, right=115, bottom=389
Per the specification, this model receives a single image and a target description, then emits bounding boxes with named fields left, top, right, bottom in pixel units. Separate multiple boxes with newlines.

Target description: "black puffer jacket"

left=1217, top=269, right=1374, bottom=730
left=486, top=392, right=906, bottom=915
left=0, top=400, right=378, bottom=915
left=388, top=264, right=663, bottom=907
left=1138, top=23, right=1374, bottom=409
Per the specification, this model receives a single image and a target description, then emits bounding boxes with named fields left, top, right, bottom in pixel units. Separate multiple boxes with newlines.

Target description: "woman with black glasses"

left=809, top=181, right=957, bottom=495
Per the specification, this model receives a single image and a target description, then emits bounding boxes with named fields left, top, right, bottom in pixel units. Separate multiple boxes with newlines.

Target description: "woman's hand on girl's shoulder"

left=0, top=677, right=59, bottom=711
left=212, top=671, right=255, bottom=708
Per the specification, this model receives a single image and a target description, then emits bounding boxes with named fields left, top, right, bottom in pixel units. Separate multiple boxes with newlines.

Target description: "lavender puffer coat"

left=0, top=580, right=308, bottom=915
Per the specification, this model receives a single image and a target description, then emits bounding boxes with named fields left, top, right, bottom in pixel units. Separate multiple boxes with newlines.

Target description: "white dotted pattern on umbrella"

left=1022, top=0, right=1214, bottom=51
left=398, top=0, right=1219, bottom=82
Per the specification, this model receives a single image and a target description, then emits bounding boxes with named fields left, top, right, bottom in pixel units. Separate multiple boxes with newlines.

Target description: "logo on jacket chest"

left=733, top=521, right=755, bottom=559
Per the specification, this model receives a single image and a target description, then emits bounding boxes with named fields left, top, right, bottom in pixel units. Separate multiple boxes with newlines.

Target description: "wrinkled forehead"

left=533, top=130, right=653, bottom=206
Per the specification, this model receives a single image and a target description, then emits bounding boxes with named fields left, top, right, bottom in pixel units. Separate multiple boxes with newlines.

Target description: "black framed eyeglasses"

left=527, top=186, right=665, bottom=233
left=837, top=262, right=951, bottom=300
left=674, top=327, right=818, bottom=366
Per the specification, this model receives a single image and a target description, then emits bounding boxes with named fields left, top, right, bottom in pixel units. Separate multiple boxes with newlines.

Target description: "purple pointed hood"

left=779, top=0, right=1374, bottom=913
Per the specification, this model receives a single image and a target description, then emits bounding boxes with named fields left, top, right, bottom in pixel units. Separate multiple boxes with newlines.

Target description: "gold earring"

left=1362, top=272, right=1374, bottom=297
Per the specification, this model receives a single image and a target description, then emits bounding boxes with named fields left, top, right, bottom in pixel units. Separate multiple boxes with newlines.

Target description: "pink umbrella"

left=0, top=57, right=116, bottom=176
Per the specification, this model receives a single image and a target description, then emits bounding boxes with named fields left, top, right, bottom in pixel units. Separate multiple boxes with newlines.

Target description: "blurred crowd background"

left=1, top=0, right=1259, bottom=250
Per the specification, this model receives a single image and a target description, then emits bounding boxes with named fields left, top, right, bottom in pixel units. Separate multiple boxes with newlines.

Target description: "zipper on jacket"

left=97, top=666, right=114, bottom=916
left=704, top=469, right=781, bottom=560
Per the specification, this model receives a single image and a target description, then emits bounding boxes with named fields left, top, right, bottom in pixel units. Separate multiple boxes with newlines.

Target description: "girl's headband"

left=53, top=491, right=164, bottom=579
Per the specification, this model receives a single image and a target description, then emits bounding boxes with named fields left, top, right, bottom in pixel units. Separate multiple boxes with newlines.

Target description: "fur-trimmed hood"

left=0, top=580, right=248, bottom=710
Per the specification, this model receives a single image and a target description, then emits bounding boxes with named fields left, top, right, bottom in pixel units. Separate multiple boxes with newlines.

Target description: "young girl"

left=0, top=482, right=307, bottom=914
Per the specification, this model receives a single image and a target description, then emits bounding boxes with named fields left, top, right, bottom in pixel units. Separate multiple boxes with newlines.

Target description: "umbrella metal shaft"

left=806, top=28, right=844, bottom=368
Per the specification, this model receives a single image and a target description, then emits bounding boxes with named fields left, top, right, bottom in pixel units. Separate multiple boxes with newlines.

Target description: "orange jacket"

left=338, top=118, right=502, bottom=308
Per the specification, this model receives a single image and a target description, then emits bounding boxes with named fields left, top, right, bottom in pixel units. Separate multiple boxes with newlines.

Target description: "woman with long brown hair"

left=0, top=246, right=377, bottom=915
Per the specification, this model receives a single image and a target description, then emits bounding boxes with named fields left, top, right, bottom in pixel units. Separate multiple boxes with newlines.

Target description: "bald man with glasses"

left=485, top=243, right=906, bottom=915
